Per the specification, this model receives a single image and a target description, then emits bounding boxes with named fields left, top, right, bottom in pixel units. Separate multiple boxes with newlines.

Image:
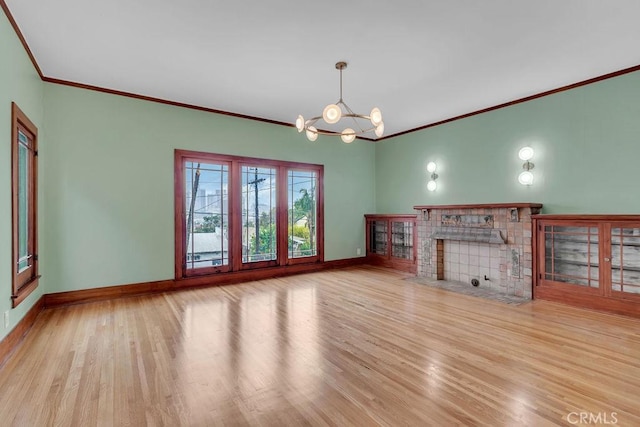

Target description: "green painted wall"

left=375, top=71, right=640, bottom=214
left=0, top=13, right=44, bottom=341
left=42, top=84, right=376, bottom=293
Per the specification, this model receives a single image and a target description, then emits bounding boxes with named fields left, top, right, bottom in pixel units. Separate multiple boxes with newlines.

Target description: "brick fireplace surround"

left=414, top=203, right=542, bottom=299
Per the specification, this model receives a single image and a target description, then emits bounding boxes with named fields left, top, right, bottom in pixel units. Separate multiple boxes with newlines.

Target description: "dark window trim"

left=11, top=102, right=39, bottom=307
left=174, top=149, right=324, bottom=280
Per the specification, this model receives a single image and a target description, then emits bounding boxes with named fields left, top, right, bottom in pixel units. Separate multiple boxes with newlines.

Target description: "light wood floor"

left=1, top=266, right=639, bottom=426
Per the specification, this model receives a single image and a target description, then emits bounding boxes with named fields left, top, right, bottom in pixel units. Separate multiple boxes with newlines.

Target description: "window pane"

left=241, top=166, right=277, bottom=263
left=185, top=161, right=229, bottom=269
left=17, top=135, right=29, bottom=273
left=288, top=170, right=317, bottom=258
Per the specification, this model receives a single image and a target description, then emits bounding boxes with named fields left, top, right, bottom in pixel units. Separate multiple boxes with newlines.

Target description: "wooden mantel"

left=413, top=202, right=543, bottom=210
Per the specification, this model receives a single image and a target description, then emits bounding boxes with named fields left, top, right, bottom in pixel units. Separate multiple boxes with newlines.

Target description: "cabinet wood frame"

left=533, top=214, right=640, bottom=317
left=365, top=214, right=417, bottom=274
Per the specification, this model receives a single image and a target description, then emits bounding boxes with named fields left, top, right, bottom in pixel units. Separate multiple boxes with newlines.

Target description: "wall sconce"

left=517, top=147, right=534, bottom=185
left=426, top=161, right=438, bottom=191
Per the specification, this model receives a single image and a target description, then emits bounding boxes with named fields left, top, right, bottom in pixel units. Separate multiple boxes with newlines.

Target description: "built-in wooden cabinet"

left=365, top=214, right=417, bottom=273
left=533, top=215, right=640, bottom=317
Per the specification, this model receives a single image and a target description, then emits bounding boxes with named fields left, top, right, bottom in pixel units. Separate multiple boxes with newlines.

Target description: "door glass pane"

left=611, top=227, right=640, bottom=294
left=391, top=221, right=412, bottom=259
left=370, top=220, right=388, bottom=256
left=242, top=166, right=277, bottom=263
left=288, top=170, right=317, bottom=258
left=17, top=132, right=30, bottom=272
left=543, top=225, right=599, bottom=288
left=185, top=161, right=229, bottom=269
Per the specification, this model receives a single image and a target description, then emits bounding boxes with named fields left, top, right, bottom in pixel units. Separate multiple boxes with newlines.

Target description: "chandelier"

left=295, top=61, right=384, bottom=143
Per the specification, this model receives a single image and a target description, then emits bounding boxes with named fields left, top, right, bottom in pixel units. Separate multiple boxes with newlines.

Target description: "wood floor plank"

left=1, top=266, right=639, bottom=426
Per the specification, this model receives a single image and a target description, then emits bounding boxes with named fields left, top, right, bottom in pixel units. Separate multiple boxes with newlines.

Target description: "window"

left=241, top=165, right=277, bottom=266
left=288, top=169, right=319, bottom=261
left=183, top=159, right=230, bottom=274
left=11, top=103, right=39, bottom=307
left=175, top=150, right=323, bottom=279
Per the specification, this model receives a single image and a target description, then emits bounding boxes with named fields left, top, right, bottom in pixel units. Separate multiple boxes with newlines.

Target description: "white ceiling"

left=6, top=0, right=640, bottom=138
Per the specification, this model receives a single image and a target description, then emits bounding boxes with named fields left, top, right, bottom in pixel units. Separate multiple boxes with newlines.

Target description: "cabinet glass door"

left=369, top=220, right=388, bottom=256
left=543, top=225, right=599, bottom=289
left=391, top=221, right=413, bottom=260
left=611, top=227, right=640, bottom=298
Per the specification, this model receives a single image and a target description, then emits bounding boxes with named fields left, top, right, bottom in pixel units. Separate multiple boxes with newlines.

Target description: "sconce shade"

left=518, top=146, right=534, bottom=161
left=518, top=171, right=533, bottom=185
left=427, top=180, right=437, bottom=192
left=426, top=162, right=437, bottom=173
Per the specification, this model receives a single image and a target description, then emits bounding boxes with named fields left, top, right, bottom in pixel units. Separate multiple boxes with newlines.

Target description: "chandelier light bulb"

left=306, top=126, right=318, bottom=142
left=295, top=115, right=305, bottom=133
left=427, top=180, right=437, bottom=192
left=375, top=121, right=385, bottom=138
left=518, top=171, right=533, bottom=185
left=341, top=128, right=356, bottom=143
left=370, top=107, right=382, bottom=126
left=518, top=146, right=534, bottom=161
left=323, top=104, right=342, bottom=124
left=426, top=161, right=437, bottom=173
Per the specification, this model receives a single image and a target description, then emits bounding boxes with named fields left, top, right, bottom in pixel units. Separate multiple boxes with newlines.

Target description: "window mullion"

left=277, top=166, right=288, bottom=265
left=230, top=161, right=242, bottom=272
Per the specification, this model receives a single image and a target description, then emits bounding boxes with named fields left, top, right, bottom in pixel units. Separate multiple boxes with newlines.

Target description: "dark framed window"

left=287, top=169, right=320, bottom=264
left=175, top=150, right=324, bottom=279
left=240, top=163, right=278, bottom=269
left=11, top=103, right=39, bottom=307
left=182, top=158, right=231, bottom=275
